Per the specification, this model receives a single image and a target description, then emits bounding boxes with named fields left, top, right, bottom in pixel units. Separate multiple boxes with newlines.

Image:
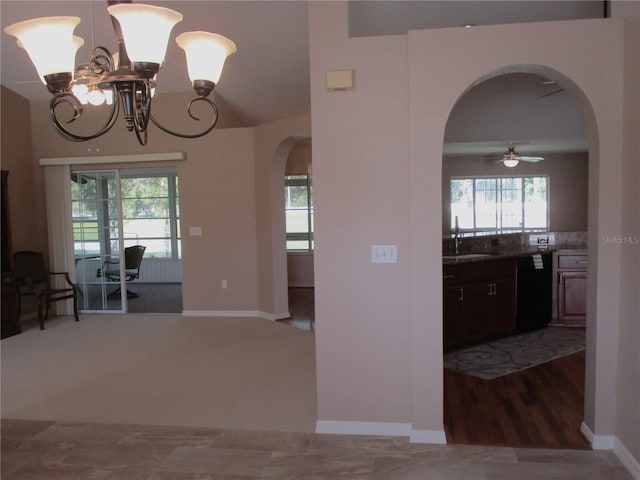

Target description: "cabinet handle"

left=458, top=288, right=464, bottom=301
left=443, top=274, right=455, bottom=279
left=576, top=260, right=588, bottom=265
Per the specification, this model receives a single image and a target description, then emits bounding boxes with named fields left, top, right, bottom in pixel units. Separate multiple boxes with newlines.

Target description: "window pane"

left=451, top=176, right=548, bottom=234
left=499, top=178, right=523, bottom=229
left=285, top=174, right=313, bottom=252
left=524, top=177, right=548, bottom=229
left=451, top=179, right=473, bottom=229
left=286, top=209, right=309, bottom=233
left=475, top=178, right=497, bottom=228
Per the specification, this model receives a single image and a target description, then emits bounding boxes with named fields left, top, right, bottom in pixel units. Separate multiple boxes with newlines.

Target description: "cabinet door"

left=491, top=277, right=516, bottom=335
left=558, top=271, right=587, bottom=322
left=461, top=282, right=492, bottom=343
left=443, top=286, right=465, bottom=350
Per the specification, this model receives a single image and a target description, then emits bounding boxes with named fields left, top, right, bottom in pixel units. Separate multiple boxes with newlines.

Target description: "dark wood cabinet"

left=443, top=257, right=516, bottom=351
left=554, top=250, right=587, bottom=326
left=1, top=170, right=21, bottom=339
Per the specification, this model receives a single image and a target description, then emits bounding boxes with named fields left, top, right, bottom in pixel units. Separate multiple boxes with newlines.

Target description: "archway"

left=269, top=135, right=313, bottom=323
left=441, top=68, right=590, bottom=448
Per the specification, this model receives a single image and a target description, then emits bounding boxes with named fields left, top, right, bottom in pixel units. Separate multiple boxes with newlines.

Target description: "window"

left=285, top=174, right=313, bottom=252
left=451, top=176, right=548, bottom=234
left=72, top=168, right=181, bottom=259
left=119, top=172, right=180, bottom=259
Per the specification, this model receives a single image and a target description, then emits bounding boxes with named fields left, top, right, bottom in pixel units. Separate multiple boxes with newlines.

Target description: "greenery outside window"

left=285, top=174, right=314, bottom=252
left=72, top=168, right=181, bottom=259
left=451, top=176, right=548, bottom=234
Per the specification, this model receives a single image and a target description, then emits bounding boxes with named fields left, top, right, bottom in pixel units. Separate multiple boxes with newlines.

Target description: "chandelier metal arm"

left=49, top=89, right=120, bottom=142
left=149, top=96, right=219, bottom=139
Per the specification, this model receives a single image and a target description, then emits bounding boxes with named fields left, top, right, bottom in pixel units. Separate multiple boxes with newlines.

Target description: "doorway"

left=71, top=167, right=183, bottom=314
left=441, top=71, right=589, bottom=449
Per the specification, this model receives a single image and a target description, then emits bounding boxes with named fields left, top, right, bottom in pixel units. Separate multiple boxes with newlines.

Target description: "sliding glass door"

left=72, top=171, right=126, bottom=312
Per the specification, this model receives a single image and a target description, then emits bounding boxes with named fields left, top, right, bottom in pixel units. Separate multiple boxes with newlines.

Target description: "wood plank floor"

left=284, top=288, right=588, bottom=450
left=444, top=349, right=589, bottom=449
left=279, top=287, right=315, bottom=331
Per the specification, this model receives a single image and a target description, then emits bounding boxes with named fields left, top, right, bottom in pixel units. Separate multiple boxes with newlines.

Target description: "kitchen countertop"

left=443, top=244, right=587, bottom=264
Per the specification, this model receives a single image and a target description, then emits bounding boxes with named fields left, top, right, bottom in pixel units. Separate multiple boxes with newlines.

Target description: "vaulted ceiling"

left=1, top=1, right=603, bottom=154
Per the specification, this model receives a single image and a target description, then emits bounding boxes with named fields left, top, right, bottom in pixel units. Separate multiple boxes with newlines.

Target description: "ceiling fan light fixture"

left=503, top=158, right=519, bottom=167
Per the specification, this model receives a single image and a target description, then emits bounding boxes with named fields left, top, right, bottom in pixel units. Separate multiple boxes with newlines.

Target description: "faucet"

left=450, top=216, right=462, bottom=254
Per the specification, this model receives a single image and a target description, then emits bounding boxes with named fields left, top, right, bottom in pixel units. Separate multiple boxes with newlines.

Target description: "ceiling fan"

left=496, top=146, right=544, bottom=167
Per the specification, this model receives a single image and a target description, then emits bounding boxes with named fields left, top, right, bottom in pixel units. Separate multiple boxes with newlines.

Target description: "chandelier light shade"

left=6, top=17, right=82, bottom=85
left=4, top=0, right=237, bottom=146
left=176, top=32, right=237, bottom=85
left=106, top=3, right=182, bottom=72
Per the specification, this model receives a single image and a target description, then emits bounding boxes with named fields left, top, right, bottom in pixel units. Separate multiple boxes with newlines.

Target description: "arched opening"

left=269, top=135, right=314, bottom=329
left=440, top=65, right=597, bottom=449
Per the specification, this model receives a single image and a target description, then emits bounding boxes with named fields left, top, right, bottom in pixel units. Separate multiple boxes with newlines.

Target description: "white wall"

left=310, top=2, right=636, bottom=459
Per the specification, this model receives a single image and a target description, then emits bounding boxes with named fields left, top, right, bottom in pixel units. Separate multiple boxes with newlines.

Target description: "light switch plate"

left=371, top=245, right=397, bottom=264
left=189, top=226, right=202, bottom=236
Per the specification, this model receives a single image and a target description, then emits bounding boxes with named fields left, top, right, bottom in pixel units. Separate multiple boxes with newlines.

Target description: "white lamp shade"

left=5, top=16, right=81, bottom=80
left=176, top=31, right=236, bottom=84
left=503, top=159, right=519, bottom=167
left=107, top=4, right=182, bottom=65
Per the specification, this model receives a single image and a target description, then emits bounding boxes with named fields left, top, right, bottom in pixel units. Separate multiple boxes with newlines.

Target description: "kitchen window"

left=451, top=176, right=549, bottom=234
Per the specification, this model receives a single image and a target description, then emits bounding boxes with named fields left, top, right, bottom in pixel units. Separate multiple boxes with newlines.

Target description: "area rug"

left=444, top=327, right=585, bottom=380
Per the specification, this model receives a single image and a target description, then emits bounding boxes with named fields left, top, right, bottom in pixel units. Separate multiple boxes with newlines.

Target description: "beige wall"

left=614, top=2, right=640, bottom=466
left=0, top=86, right=47, bottom=257
left=442, top=152, right=589, bottom=234
left=310, top=2, right=637, bottom=460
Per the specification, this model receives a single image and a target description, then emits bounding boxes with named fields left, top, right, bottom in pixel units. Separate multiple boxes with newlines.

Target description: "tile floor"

left=1, top=419, right=634, bottom=479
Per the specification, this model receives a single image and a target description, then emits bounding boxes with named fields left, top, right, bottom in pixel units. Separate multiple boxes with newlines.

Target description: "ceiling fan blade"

left=519, top=156, right=544, bottom=162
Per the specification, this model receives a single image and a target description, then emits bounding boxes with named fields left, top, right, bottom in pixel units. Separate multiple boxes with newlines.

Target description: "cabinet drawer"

left=463, top=257, right=516, bottom=283
left=443, top=264, right=464, bottom=287
left=557, top=254, right=588, bottom=270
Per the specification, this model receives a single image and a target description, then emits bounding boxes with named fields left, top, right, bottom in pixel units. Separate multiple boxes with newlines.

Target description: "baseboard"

left=315, top=420, right=447, bottom=444
left=181, top=310, right=290, bottom=321
left=410, top=429, right=448, bottom=444
left=260, top=311, right=291, bottom=321
left=581, top=422, right=640, bottom=479
left=580, top=422, right=615, bottom=449
left=614, top=437, right=640, bottom=480
left=316, top=420, right=412, bottom=437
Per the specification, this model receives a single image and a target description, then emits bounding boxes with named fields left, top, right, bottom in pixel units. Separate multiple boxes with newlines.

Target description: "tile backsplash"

left=443, top=231, right=587, bottom=255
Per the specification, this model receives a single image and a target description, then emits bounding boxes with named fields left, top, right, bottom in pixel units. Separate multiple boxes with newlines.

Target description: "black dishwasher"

left=515, top=252, right=552, bottom=333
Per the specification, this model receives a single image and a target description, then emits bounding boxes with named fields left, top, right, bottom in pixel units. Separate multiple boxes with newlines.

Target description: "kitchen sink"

left=442, top=253, right=493, bottom=260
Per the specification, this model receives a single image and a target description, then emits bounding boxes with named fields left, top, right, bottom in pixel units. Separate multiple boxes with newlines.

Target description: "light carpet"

left=1, top=314, right=317, bottom=433
left=444, top=326, right=585, bottom=380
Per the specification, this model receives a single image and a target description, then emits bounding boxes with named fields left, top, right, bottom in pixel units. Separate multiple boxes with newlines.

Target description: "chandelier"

left=4, top=1, right=236, bottom=146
